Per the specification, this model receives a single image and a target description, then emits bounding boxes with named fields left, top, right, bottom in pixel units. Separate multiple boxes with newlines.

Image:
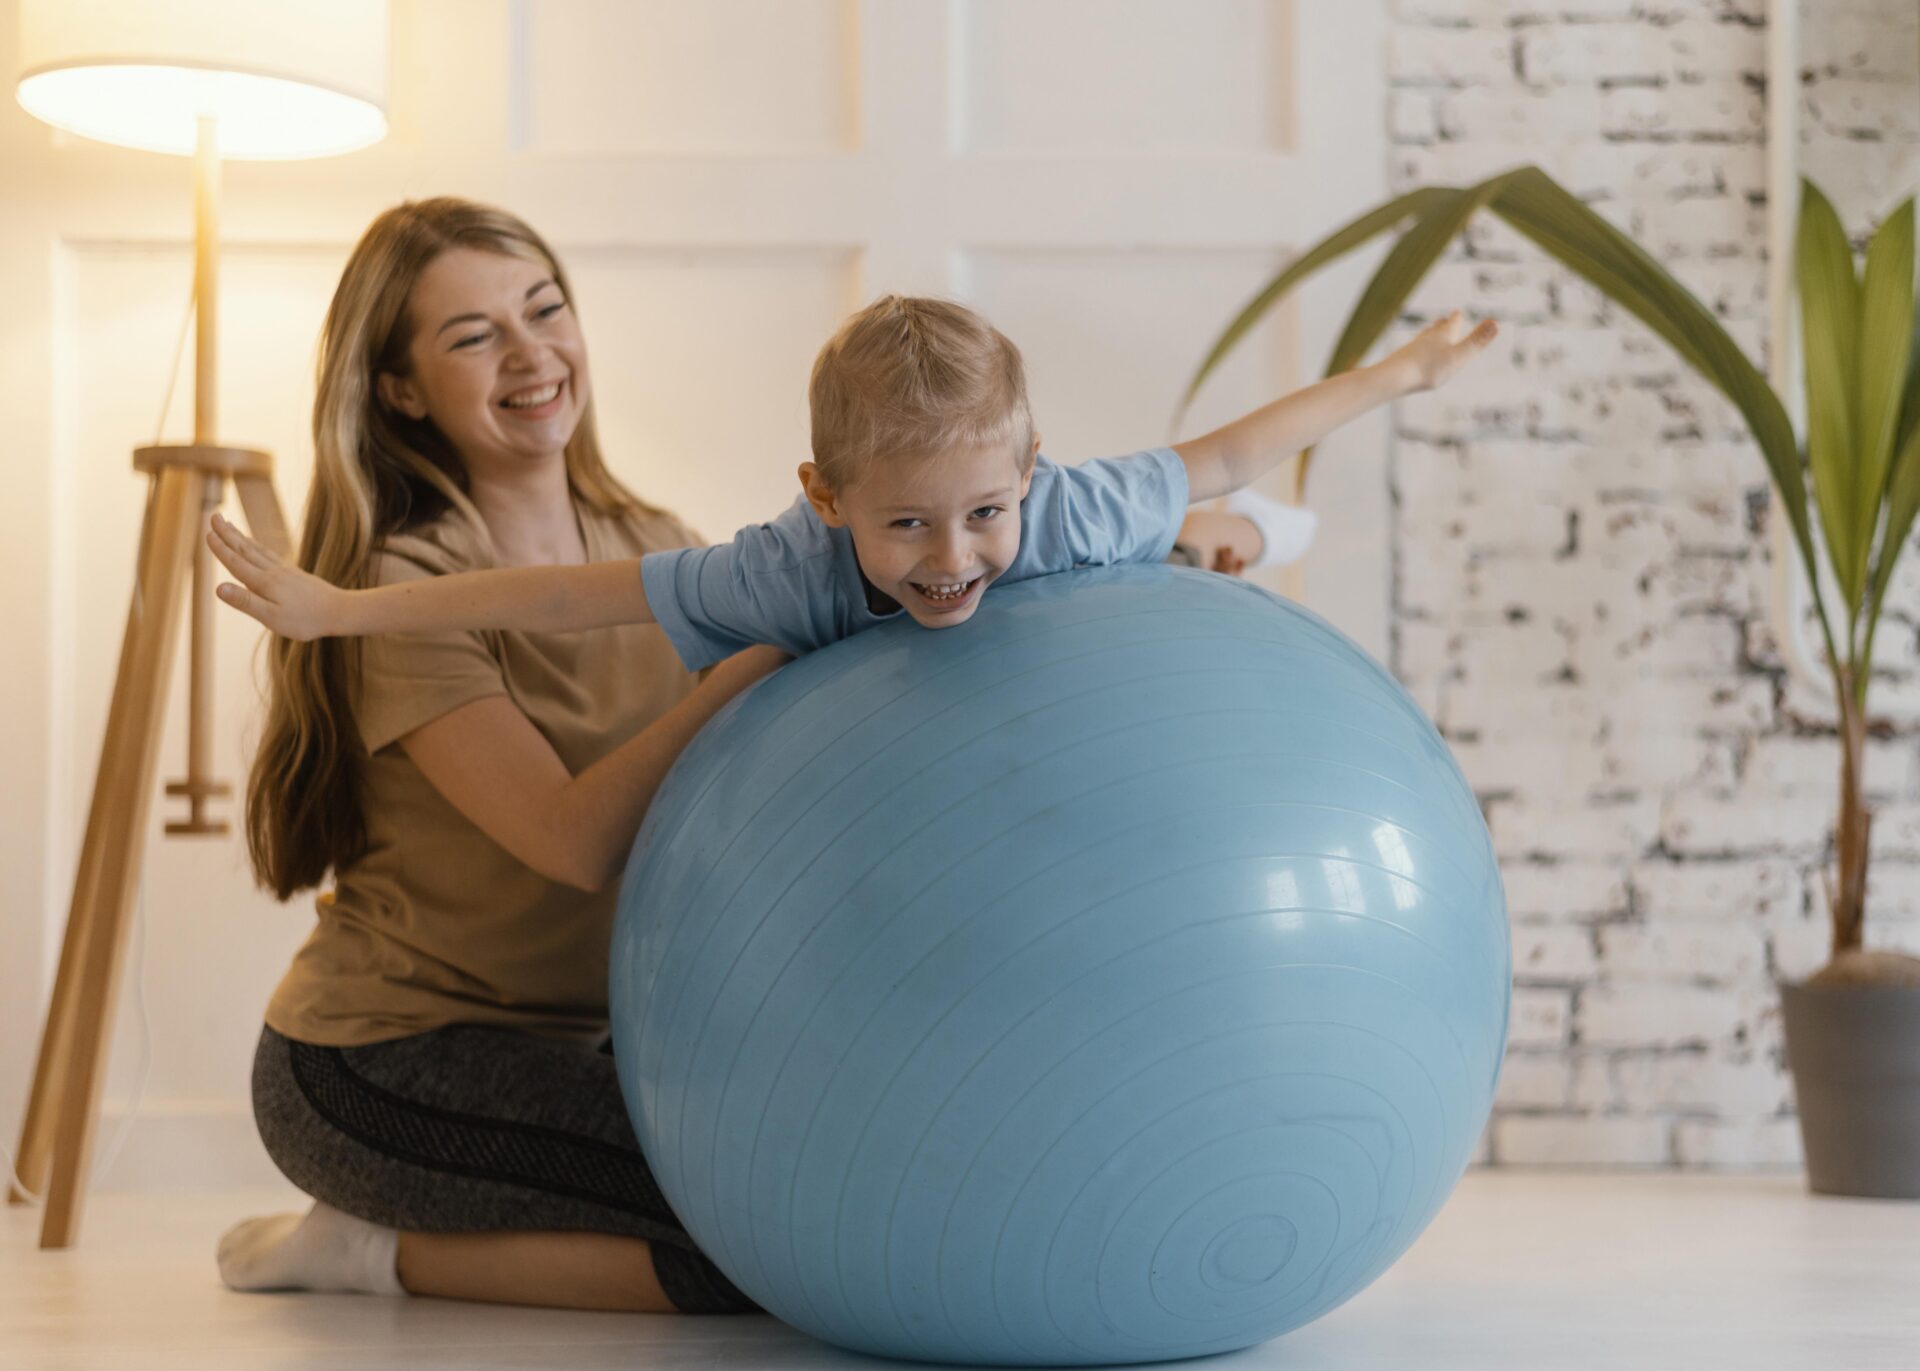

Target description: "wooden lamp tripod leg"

left=10, top=114, right=290, bottom=1251
left=8, top=465, right=206, bottom=1248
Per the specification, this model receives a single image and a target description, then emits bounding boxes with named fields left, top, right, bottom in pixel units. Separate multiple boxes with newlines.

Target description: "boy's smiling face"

left=801, top=437, right=1039, bottom=629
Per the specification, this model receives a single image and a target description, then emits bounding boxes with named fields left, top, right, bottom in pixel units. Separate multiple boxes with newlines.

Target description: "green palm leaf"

left=1865, top=419, right=1920, bottom=696
left=1486, top=167, right=1813, bottom=583
left=1862, top=263, right=1920, bottom=679
left=1174, top=185, right=1455, bottom=433
left=1282, top=175, right=1518, bottom=490
left=1897, top=311, right=1920, bottom=463
left=1857, top=199, right=1916, bottom=562
left=1324, top=173, right=1518, bottom=378
left=1798, top=181, right=1866, bottom=615
left=1181, top=161, right=1844, bottom=666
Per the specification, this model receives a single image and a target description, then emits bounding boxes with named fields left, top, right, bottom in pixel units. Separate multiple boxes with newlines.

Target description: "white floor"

left=5, top=1173, right=1917, bottom=1370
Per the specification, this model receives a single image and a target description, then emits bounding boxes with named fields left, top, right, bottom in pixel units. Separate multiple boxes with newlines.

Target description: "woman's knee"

left=248, top=1025, right=417, bottom=1226
left=250, top=1025, right=320, bottom=1196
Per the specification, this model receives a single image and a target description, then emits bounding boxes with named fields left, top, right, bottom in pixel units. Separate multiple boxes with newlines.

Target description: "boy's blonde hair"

left=808, top=295, right=1033, bottom=491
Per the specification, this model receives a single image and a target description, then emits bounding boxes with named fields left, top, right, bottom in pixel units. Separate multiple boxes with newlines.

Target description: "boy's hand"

left=1211, top=545, right=1248, bottom=577
left=207, top=511, right=347, bottom=641
left=1388, top=309, right=1498, bottom=393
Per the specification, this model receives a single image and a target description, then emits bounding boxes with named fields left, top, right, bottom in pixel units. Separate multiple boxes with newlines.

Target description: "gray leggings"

left=250, top=1023, right=757, bottom=1314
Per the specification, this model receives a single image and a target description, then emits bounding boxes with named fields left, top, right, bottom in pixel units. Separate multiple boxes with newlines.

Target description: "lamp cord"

left=156, top=283, right=196, bottom=445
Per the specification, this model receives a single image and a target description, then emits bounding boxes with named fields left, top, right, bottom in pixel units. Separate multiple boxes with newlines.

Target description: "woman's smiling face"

left=379, top=246, right=590, bottom=469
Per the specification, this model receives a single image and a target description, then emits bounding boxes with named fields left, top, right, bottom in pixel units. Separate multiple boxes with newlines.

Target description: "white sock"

left=217, top=1201, right=405, bottom=1296
left=1225, top=488, right=1319, bottom=569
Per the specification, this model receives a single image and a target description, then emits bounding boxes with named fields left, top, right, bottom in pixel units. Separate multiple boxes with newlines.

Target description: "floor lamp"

left=9, top=0, right=388, bottom=1249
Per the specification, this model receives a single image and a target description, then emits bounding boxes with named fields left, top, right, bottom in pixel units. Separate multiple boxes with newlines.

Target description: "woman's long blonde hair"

left=248, top=197, right=653, bottom=899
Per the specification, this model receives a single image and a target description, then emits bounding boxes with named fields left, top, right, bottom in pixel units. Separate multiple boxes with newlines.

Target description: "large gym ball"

left=610, top=564, right=1510, bottom=1366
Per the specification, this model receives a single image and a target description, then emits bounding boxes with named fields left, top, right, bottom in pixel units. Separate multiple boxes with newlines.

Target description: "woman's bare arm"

left=207, top=511, right=653, bottom=641
left=396, top=645, right=789, bottom=891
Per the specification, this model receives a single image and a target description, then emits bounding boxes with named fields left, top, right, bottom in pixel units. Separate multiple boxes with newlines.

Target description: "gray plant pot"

left=1779, top=980, right=1920, bottom=1199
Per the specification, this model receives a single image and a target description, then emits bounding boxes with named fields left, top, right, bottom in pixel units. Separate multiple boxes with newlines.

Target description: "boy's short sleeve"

left=1010, top=446, right=1190, bottom=581
left=640, top=495, right=842, bottom=672
left=356, top=551, right=509, bottom=755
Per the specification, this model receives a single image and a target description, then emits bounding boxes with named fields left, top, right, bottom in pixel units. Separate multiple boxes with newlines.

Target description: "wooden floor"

left=5, top=1172, right=1917, bottom=1369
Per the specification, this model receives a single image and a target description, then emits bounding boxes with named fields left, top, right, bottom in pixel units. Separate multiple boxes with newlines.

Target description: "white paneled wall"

left=519, top=0, right=857, bottom=156
left=1, top=0, right=1385, bottom=1191
left=953, top=0, right=1294, bottom=153
left=962, top=249, right=1300, bottom=464
left=569, top=248, right=859, bottom=553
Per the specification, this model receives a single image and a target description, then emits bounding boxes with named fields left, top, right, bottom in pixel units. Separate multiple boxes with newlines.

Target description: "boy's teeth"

left=919, top=579, right=973, bottom=600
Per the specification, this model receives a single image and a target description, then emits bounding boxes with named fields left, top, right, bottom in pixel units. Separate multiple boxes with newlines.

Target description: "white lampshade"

left=16, top=0, right=388, bottom=160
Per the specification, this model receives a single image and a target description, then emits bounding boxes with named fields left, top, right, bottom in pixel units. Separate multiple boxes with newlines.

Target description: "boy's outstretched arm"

left=206, top=511, right=653, bottom=641
left=1174, top=309, right=1497, bottom=502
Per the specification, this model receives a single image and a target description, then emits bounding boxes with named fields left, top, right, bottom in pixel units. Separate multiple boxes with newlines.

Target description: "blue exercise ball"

left=611, top=564, right=1510, bottom=1366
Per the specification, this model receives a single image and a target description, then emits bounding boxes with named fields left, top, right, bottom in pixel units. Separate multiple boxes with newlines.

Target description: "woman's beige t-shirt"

left=265, top=498, right=702, bottom=1048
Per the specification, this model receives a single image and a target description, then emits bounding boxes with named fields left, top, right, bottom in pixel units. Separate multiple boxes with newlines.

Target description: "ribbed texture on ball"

left=611, top=566, right=1510, bottom=1366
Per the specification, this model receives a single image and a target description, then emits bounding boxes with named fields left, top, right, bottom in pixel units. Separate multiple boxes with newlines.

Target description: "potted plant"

left=1181, top=165, right=1920, bottom=1198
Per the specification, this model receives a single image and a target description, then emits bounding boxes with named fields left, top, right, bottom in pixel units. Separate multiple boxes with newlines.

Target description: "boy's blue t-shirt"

left=640, top=446, right=1189, bottom=671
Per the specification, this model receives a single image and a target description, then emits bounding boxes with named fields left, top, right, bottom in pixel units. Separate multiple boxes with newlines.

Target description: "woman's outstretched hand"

left=1389, top=309, right=1499, bottom=392
left=207, top=511, right=347, bottom=641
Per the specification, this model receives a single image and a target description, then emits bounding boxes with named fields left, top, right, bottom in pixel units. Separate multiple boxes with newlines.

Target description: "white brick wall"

left=1387, top=0, right=1920, bottom=1167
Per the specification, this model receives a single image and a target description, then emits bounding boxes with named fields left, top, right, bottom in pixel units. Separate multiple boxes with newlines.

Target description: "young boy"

left=207, top=296, right=1495, bottom=668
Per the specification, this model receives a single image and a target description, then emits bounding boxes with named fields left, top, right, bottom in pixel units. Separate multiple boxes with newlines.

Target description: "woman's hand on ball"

left=207, top=511, right=346, bottom=641
left=713, top=643, right=793, bottom=688
left=1388, top=309, right=1498, bottom=393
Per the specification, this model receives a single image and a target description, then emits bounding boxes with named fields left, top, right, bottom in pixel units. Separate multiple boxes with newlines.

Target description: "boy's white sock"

left=217, top=1201, right=405, bottom=1295
left=1225, top=488, right=1319, bottom=569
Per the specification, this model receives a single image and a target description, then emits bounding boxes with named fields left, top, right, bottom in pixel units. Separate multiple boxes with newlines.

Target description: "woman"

left=217, top=198, right=785, bottom=1314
